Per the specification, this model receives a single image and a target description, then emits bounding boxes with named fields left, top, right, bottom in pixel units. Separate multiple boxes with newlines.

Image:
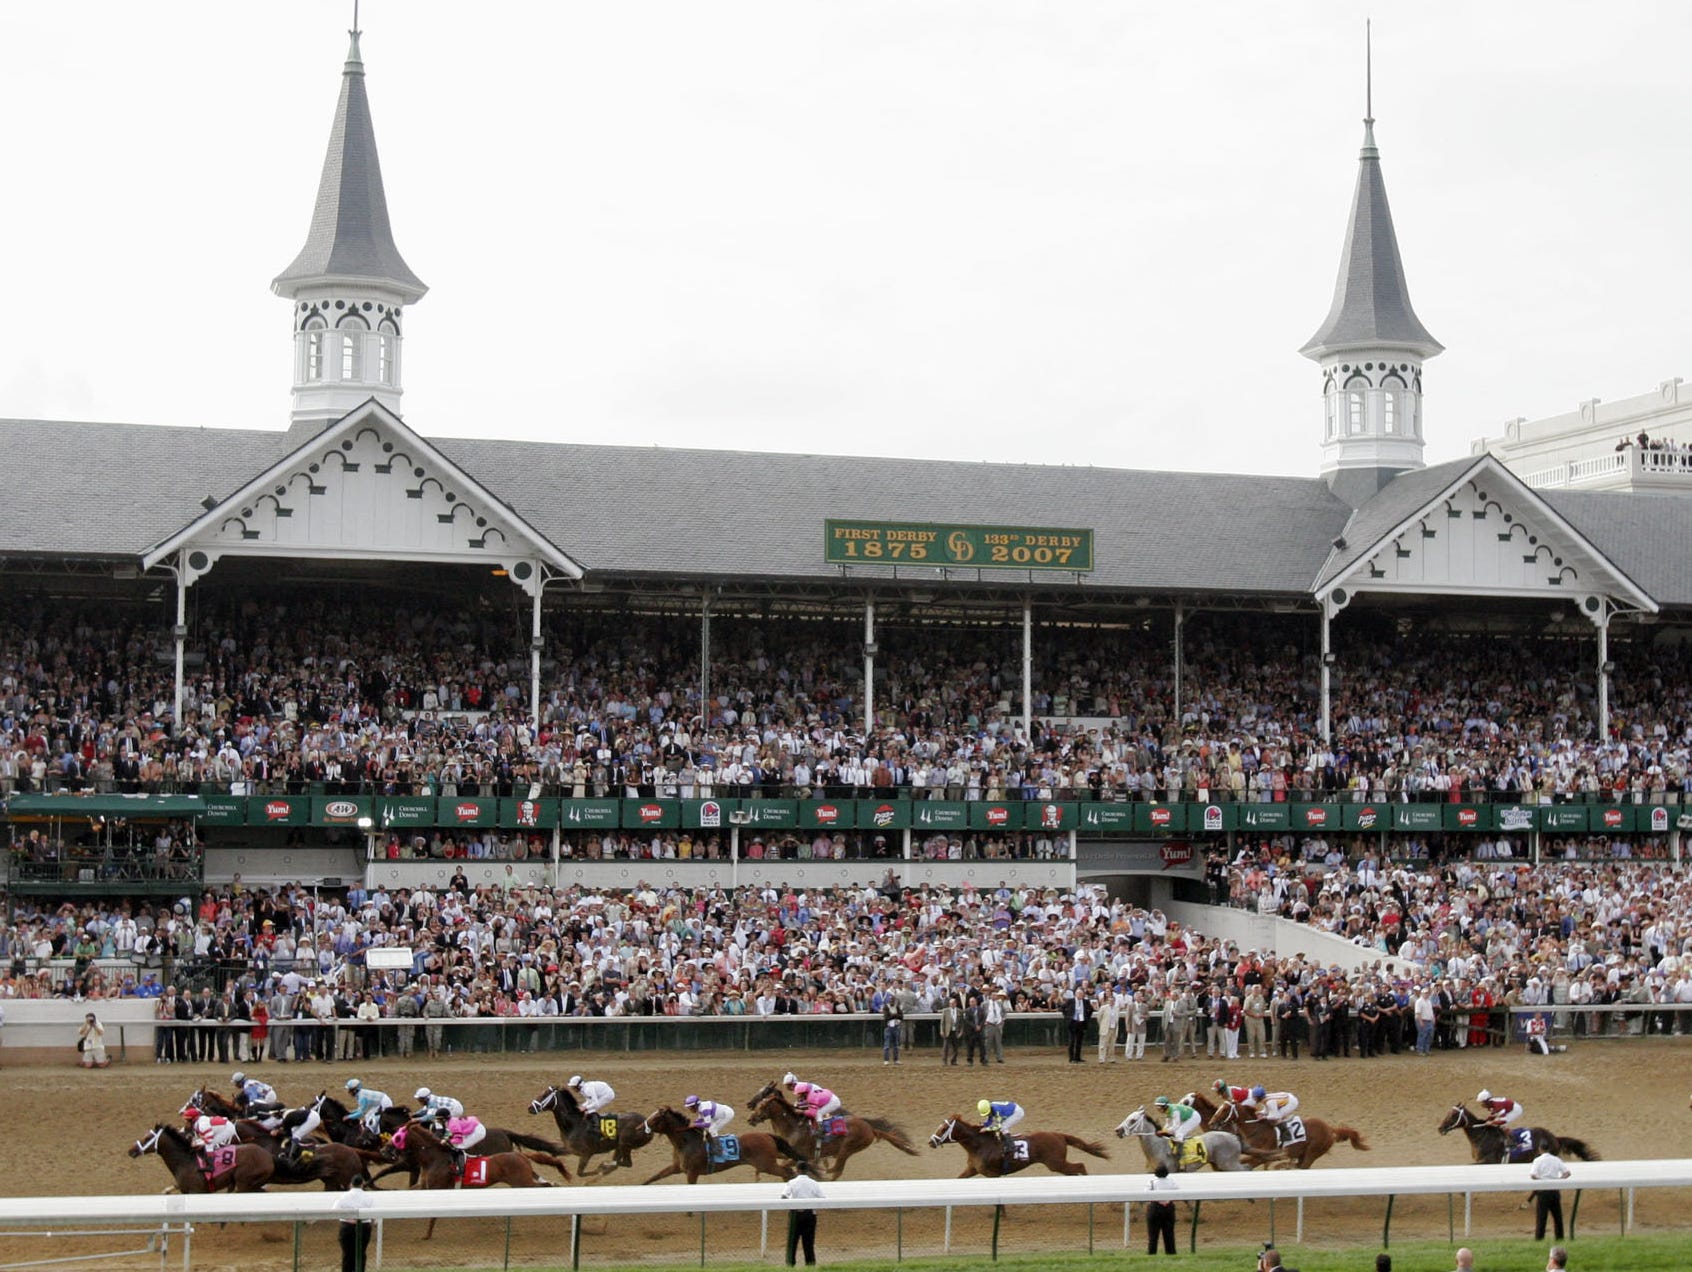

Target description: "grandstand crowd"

left=4, top=596, right=1692, bottom=805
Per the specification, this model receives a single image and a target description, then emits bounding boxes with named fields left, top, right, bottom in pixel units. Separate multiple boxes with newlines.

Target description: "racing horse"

left=639, top=1106, right=811, bottom=1185
left=1113, top=1107, right=1250, bottom=1173
left=929, top=1116, right=1110, bottom=1178
left=1208, top=1100, right=1371, bottom=1170
left=339, top=1096, right=568, bottom=1187
left=528, top=1084, right=655, bottom=1178
left=385, top=1123, right=570, bottom=1239
left=746, top=1087, right=921, bottom=1180
left=177, top=1098, right=382, bottom=1190
left=1437, top=1104, right=1599, bottom=1165
left=130, top=1124, right=274, bottom=1193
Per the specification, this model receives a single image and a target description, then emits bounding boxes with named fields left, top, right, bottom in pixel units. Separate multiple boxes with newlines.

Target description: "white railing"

left=5, top=1160, right=1690, bottom=1268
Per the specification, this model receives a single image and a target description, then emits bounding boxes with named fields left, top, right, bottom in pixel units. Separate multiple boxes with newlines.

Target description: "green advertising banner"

left=1292, top=803, right=1339, bottom=832
left=247, top=795, right=310, bottom=826
left=1538, top=805, right=1589, bottom=832
left=1392, top=804, right=1443, bottom=831
left=1028, top=802, right=1078, bottom=832
left=1340, top=804, right=1390, bottom=832
left=1236, top=804, right=1290, bottom=832
left=1444, top=805, right=1492, bottom=832
left=824, top=520, right=1094, bottom=571
left=1493, top=806, right=1538, bottom=835
left=1591, top=805, right=1635, bottom=833
left=559, top=799, right=620, bottom=829
left=968, top=802, right=1021, bottom=831
left=497, top=797, right=558, bottom=829
left=739, top=800, right=799, bottom=830
left=311, top=795, right=373, bottom=827
left=378, top=796, right=436, bottom=829
left=858, top=799, right=910, bottom=832
left=1134, top=803, right=1187, bottom=833
left=1077, top=803, right=1133, bottom=831
left=681, top=799, right=734, bottom=830
left=436, top=796, right=497, bottom=828
left=198, top=795, right=247, bottom=826
left=800, top=800, right=857, bottom=830
left=621, top=799, right=679, bottom=830
left=910, top=801, right=969, bottom=830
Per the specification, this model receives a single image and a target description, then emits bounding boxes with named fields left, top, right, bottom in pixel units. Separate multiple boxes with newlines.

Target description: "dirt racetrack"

left=3, top=1036, right=1680, bottom=1270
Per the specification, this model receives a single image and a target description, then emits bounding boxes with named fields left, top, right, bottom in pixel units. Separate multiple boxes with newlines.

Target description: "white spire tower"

left=272, top=17, right=426, bottom=433
left=1301, top=24, right=1442, bottom=504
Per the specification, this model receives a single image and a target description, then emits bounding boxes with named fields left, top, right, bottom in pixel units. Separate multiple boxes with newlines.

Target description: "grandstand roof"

left=2, top=411, right=1687, bottom=611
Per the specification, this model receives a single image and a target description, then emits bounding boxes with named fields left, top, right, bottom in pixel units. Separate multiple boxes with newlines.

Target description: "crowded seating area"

left=4, top=592, right=1692, bottom=805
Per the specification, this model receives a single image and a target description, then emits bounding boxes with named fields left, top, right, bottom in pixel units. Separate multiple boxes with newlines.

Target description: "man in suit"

left=962, top=993, right=987, bottom=1066
left=1062, top=990, right=1092, bottom=1063
left=940, top=995, right=963, bottom=1065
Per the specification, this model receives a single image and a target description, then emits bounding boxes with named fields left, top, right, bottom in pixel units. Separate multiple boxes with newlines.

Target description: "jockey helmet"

left=1476, top=1089, right=1491, bottom=1103
left=1213, top=1080, right=1227, bottom=1093
left=184, top=1106, right=202, bottom=1120
left=782, top=1072, right=798, bottom=1086
left=1154, top=1096, right=1171, bottom=1109
left=231, top=1071, right=246, bottom=1086
left=567, top=1075, right=584, bottom=1089
left=794, top=1082, right=813, bottom=1096
left=1251, top=1086, right=1266, bottom=1101
left=346, top=1078, right=362, bottom=1092
left=977, top=1100, right=992, bottom=1115
left=684, top=1095, right=700, bottom=1108
left=415, top=1087, right=432, bottom=1102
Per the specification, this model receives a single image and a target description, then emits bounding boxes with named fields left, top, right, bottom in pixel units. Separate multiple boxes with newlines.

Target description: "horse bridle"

left=531, top=1087, right=559, bottom=1114
left=133, top=1127, right=164, bottom=1155
left=928, top=1118, right=957, bottom=1148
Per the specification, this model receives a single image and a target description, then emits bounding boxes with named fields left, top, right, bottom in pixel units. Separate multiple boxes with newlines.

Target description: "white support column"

left=172, top=558, right=188, bottom=736
left=1022, top=600, right=1033, bottom=744
left=701, top=592, right=712, bottom=730
left=1597, top=612, right=1611, bottom=742
left=1320, top=606, right=1333, bottom=745
left=529, top=569, right=544, bottom=728
left=864, top=600, right=877, bottom=734
left=1172, top=602, right=1184, bottom=729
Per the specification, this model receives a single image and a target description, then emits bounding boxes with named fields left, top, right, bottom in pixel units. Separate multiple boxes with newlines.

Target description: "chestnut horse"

left=1437, top=1104, right=1598, bottom=1165
left=928, top=1116, right=1109, bottom=1178
left=385, top=1123, right=569, bottom=1239
left=639, top=1107, right=810, bottom=1185
left=130, top=1124, right=273, bottom=1193
left=1208, top=1101, right=1371, bottom=1170
left=746, top=1088, right=920, bottom=1180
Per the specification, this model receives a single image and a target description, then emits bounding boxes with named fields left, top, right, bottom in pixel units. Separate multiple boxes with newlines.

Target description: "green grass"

left=384, top=1232, right=1690, bottom=1272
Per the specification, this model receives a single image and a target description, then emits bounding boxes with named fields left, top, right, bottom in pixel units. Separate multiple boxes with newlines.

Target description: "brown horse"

left=528, top=1084, right=656, bottom=1179
left=1208, top=1101, right=1370, bottom=1170
left=1437, top=1104, right=1599, bottom=1165
left=385, top=1123, right=569, bottom=1239
left=639, top=1107, right=810, bottom=1185
left=130, top=1124, right=274, bottom=1193
left=746, top=1088, right=920, bottom=1180
left=928, top=1116, right=1110, bottom=1178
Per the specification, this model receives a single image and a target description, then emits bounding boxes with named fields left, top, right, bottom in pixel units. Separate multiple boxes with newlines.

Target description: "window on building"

left=338, top=316, right=368, bottom=381
left=1325, top=393, right=1337, bottom=440
left=303, top=317, right=327, bottom=381
left=377, top=327, right=396, bottom=386
left=1347, top=390, right=1364, bottom=435
left=1383, top=390, right=1397, bottom=434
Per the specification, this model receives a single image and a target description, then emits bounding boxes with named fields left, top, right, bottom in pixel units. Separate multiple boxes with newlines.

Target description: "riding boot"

left=453, top=1147, right=467, bottom=1176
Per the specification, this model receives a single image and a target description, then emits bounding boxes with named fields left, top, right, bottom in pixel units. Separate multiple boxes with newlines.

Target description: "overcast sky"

left=2, top=2, right=1687, bottom=477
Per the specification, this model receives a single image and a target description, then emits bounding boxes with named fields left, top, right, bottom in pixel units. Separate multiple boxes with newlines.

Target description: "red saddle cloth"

left=460, top=1157, right=493, bottom=1187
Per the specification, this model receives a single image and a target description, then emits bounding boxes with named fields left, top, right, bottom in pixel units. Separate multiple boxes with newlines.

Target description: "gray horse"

left=1114, top=1106, right=1250, bottom=1173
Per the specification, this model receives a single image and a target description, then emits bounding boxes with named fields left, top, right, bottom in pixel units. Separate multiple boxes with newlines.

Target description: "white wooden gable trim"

left=141, top=401, right=581, bottom=593
left=1321, top=457, right=1656, bottom=616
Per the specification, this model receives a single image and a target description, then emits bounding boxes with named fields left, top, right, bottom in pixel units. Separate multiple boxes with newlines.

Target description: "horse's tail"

left=1063, top=1135, right=1111, bottom=1160
left=866, top=1118, right=922, bottom=1157
left=522, top=1150, right=574, bottom=1181
left=1334, top=1126, right=1371, bottom=1151
left=771, top=1135, right=806, bottom=1162
left=1559, top=1136, right=1599, bottom=1161
left=505, top=1131, right=568, bottom=1154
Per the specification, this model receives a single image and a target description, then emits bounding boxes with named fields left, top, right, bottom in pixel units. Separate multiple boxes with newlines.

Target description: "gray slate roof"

left=1300, top=122, right=1441, bottom=360
left=272, top=33, right=425, bottom=299
left=4, top=415, right=1690, bottom=609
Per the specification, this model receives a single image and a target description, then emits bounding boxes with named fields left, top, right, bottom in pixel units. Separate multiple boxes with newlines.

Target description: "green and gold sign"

left=825, top=520, right=1094, bottom=571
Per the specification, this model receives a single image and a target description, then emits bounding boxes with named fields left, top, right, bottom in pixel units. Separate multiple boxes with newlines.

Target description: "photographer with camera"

left=1257, top=1241, right=1297, bottom=1272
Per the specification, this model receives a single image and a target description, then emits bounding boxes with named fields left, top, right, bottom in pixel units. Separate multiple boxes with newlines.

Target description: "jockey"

left=412, top=1087, right=466, bottom=1127
left=977, top=1099, right=1024, bottom=1136
left=792, top=1081, right=842, bottom=1128
left=1154, top=1096, right=1201, bottom=1143
left=1475, top=1090, right=1523, bottom=1129
left=343, top=1078, right=394, bottom=1134
left=278, top=1099, right=323, bottom=1166
left=231, top=1071, right=278, bottom=1112
left=567, top=1074, right=616, bottom=1116
left=1256, top=1088, right=1300, bottom=1123
left=443, top=1115, right=488, bottom=1175
left=1213, top=1080, right=1257, bottom=1112
left=684, top=1095, right=734, bottom=1139
left=190, top=1111, right=239, bottom=1155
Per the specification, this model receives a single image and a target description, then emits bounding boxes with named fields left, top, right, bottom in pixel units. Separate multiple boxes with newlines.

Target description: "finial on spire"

left=1361, top=20, right=1377, bottom=153
left=346, top=0, right=364, bottom=67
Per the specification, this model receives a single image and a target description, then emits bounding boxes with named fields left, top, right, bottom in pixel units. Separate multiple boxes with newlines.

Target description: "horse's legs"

left=957, top=1165, right=980, bottom=1179
left=642, top=1162, right=684, bottom=1185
